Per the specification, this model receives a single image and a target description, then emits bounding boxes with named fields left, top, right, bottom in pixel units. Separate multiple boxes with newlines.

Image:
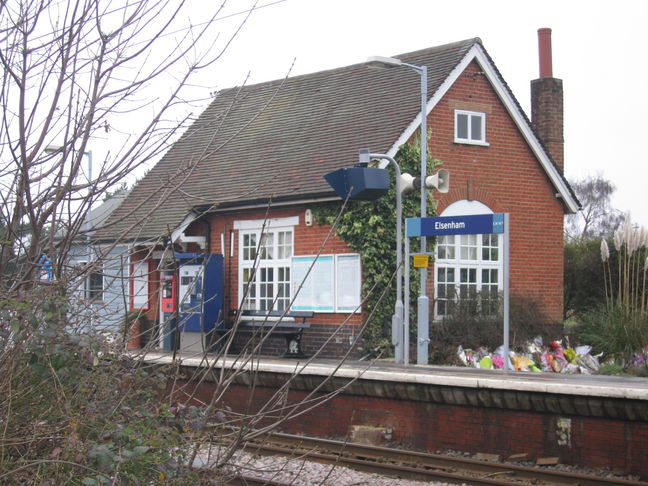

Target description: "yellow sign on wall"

left=412, top=254, right=429, bottom=268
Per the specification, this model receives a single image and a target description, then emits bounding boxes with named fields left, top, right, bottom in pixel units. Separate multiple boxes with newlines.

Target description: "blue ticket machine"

left=176, top=253, right=223, bottom=352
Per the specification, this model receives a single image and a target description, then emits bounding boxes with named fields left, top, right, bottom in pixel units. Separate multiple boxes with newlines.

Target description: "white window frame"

left=435, top=233, right=502, bottom=319
left=454, top=110, right=489, bottom=146
left=434, top=200, right=500, bottom=319
left=85, top=261, right=104, bottom=302
left=236, top=217, right=297, bottom=312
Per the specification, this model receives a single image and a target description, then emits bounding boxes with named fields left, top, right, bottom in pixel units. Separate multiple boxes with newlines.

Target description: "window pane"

left=243, top=233, right=257, bottom=261
left=482, top=268, right=498, bottom=284
left=277, top=230, right=292, bottom=259
left=460, top=268, right=477, bottom=283
left=481, top=234, right=499, bottom=261
left=260, top=233, right=274, bottom=260
left=277, top=265, right=290, bottom=310
left=457, top=113, right=468, bottom=139
left=88, top=271, right=103, bottom=301
left=470, top=114, right=482, bottom=141
left=437, top=235, right=455, bottom=260
left=460, top=234, right=477, bottom=260
left=243, top=268, right=256, bottom=309
left=437, top=300, right=448, bottom=316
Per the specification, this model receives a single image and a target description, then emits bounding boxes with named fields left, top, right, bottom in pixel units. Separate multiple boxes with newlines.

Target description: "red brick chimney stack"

left=531, top=28, right=564, bottom=173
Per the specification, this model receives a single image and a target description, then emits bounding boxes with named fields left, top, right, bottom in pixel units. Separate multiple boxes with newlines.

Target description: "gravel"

left=196, top=445, right=641, bottom=485
left=223, top=450, right=460, bottom=485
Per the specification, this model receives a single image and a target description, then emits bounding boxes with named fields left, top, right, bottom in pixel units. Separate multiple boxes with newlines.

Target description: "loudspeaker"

left=399, top=172, right=417, bottom=195
left=424, top=169, right=450, bottom=193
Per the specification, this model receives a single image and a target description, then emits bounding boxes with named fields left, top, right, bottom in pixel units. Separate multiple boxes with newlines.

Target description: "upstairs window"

left=454, top=110, right=488, bottom=146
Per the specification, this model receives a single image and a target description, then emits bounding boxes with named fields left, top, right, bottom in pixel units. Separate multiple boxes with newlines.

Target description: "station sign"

left=406, top=213, right=505, bottom=237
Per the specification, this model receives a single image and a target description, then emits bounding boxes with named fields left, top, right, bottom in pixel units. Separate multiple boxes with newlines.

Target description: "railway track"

left=224, top=432, right=648, bottom=486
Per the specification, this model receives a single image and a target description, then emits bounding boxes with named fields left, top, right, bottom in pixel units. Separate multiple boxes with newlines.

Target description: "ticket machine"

left=176, top=253, right=223, bottom=352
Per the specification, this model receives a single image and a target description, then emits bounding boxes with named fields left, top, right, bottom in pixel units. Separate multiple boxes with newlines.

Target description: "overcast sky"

left=177, top=0, right=648, bottom=228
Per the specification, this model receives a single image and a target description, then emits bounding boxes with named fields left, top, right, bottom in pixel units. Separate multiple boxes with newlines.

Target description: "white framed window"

left=78, top=260, right=103, bottom=302
left=435, top=233, right=501, bottom=318
left=434, top=200, right=500, bottom=319
left=236, top=217, right=297, bottom=312
left=86, top=265, right=104, bottom=302
left=454, top=110, right=488, bottom=146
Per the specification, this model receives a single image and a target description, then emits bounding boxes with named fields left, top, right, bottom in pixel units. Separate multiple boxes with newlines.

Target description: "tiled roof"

left=97, top=39, right=483, bottom=241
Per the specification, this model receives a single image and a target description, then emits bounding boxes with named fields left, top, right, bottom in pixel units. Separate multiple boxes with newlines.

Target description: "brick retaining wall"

left=178, top=367, right=648, bottom=478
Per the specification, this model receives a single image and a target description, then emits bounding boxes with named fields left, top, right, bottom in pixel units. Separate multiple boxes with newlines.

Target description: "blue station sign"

left=407, top=213, right=505, bottom=237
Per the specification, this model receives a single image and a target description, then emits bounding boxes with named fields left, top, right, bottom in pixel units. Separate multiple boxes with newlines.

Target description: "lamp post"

left=358, top=149, right=407, bottom=363
left=368, top=56, right=430, bottom=364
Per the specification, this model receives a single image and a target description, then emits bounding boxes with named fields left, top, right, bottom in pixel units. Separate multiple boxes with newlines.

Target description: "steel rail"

left=241, top=432, right=648, bottom=486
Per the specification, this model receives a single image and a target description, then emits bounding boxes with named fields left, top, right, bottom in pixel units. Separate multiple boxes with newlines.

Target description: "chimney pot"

left=538, top=28, right=553, bottom=78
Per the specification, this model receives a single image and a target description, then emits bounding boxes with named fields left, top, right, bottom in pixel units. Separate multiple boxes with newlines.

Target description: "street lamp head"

left=367, top=55, right=403, bottom=69
left=44, top=145, right=63, bottom=155
left=358, top=148, right=371, bottom=166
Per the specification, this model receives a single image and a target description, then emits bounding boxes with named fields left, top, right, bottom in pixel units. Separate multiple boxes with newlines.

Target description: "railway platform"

left=143, top=351, right=648, bottom=479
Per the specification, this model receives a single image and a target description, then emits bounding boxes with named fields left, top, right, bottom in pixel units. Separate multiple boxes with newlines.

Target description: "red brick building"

left=100, top=32, right=579, bottom=358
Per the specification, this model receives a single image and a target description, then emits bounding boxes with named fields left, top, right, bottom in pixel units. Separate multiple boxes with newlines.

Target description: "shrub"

left=428, top=292, right=554, bottom=363
left=564, top=239, right=611, bottom=319
left=578, top=216, right=648, bottom=365
left=578, top=305, right=648, bottom=364
left=0, top=293, right=212, bottom=484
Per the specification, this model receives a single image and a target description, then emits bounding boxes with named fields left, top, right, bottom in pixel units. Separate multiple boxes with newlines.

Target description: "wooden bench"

left=222, top=309, right=313, bottom=358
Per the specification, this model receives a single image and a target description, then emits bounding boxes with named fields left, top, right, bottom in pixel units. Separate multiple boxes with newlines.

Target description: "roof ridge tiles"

left=215, top=38, right=481, bottom=95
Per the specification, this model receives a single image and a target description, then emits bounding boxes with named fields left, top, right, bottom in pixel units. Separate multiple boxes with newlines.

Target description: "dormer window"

left=455, top=110, right=488, bottom=146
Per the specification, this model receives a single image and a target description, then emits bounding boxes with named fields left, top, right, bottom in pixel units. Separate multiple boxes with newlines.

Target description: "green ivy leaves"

left=311, top=138, right=441, bottom=355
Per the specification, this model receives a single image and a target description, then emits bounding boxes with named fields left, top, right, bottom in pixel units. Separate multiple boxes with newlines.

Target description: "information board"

left=291, top=256, right=335, bottom=311
left=291, top=254, right=361, bottom=312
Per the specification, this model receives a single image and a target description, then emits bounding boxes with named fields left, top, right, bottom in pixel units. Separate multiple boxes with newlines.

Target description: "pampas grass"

left=588, top=214, right=648, bottom=364
left=605, top=214, right=648, bottom=317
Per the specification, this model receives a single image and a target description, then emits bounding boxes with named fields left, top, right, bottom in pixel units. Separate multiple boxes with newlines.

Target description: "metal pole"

left=404, top=231, right=410, bottom=364
left=503, top=213, right=510, bottom=370
left=85, top=150, right=94, bottom=326
left=366, top=153, right=404, bottom=363
left=417, top=66, right=430, bottom=365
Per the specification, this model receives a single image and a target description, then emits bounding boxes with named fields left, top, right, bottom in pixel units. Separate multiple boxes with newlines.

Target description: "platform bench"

left=224, top=309, right=313, bottom=358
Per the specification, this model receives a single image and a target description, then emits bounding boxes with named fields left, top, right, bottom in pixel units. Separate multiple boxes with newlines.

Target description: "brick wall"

left=204, top=207, right=364, bottom=358
left=192, top=381, right=648, bottom=478
left=189, top=58, right=568, bottom=353
left=428, top=61, right=566, bottom=325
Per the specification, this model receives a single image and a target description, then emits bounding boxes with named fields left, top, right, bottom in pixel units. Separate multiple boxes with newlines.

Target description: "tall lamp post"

left=368, top=56, right=431, bottom=364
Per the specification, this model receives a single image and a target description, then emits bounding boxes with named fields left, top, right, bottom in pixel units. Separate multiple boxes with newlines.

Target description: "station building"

left=97, top=30, right=579, bottom=357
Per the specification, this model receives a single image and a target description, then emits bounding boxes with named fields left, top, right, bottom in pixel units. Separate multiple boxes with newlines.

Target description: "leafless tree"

left=565, top=173, right=624, bottom=241
left=0, top=4, right=394, bottom=483
left=0, top=0, right=257, bottom=290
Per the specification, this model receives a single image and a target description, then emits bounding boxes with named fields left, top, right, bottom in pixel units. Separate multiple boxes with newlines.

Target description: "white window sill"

left=454, top=138, right=490, bottom=147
